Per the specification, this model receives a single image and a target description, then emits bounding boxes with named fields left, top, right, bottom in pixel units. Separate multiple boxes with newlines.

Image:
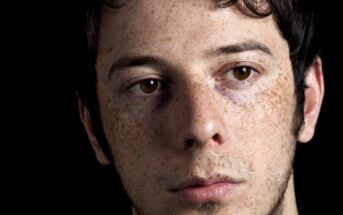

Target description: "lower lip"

left=172, top=182, right=237, bottom=204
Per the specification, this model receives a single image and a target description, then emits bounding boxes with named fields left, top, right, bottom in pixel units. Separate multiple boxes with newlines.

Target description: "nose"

left=184, top=119, right=223, bottom=148
left=170, top=79, right=226, bottom=149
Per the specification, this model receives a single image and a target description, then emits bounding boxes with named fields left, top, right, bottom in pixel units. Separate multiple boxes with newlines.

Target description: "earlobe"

left=78, top=97, right=111, bottom=165
left=297, top=56, right=325, bottom=143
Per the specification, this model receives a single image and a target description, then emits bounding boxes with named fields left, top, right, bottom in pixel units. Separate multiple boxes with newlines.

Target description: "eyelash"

left=218, top=0, right=237, bottom=8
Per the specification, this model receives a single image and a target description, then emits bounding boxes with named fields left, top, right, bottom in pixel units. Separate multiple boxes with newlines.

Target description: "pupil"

left=234, top=67, right=251, bottom=80
left=240, top=67, right=247, bottom=74
left=141, top=79, right=158, bottom=93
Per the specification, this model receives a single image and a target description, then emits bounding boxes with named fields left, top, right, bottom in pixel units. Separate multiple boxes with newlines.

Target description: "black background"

left=12, top=1, right=342, bottom=214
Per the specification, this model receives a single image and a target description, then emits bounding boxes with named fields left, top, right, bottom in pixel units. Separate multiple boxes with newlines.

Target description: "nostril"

left=213, top=133, right=221, bottom=143
left=185, top=139, right=194, bottom=148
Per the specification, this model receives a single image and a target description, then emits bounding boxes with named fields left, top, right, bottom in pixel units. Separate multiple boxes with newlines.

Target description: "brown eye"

left=128, top=78, right=166, bottom=96
left=221, top=65, right=260, bottom=89
left=232, top=66, right=252, bottom=81
left=139, top=79, right=160, bottom=93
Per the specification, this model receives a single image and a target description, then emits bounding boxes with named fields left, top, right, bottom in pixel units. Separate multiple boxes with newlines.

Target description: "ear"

left=78, top=97, right=111, bottom=165
left=297, top=56, right=325, bottom=143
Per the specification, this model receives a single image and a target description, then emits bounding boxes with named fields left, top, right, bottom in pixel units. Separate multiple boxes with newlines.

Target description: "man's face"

left=95, top=0, right=297, bottom=214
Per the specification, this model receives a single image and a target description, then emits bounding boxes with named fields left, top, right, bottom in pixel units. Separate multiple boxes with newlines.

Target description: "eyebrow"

left=108, top=40, right=274, bottom=80
left=210, top=40, right=273, bottom=57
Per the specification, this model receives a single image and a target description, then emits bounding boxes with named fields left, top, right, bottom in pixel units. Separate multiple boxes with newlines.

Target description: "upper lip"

left=170, top=174, right=245, bottom=191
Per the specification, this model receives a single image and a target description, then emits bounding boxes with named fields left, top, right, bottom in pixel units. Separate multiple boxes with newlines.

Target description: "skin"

left=79, top=0, right=324, bottom=214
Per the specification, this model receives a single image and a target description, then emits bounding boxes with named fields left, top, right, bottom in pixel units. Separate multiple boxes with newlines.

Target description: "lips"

left=170, top=175, right=244, bottom=204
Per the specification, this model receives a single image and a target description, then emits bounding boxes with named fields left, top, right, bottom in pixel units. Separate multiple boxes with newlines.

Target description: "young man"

left=77, top=0, right=324, bottom=214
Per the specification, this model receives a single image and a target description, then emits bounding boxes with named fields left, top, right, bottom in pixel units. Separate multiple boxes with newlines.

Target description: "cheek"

left=236, top=72, right=296, bottom=168
left=98, top=95, right=172, bottom=202
left=98, top=92, right=167, bottom=169
left=257, top=73, right=295, bottom=139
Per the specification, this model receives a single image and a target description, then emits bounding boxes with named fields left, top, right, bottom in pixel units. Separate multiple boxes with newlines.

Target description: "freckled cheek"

left=231, top=86, right=295, bottom=146
left=229, top=103, right=294, bottom=185
left=100, top=100, right=167, bottom=162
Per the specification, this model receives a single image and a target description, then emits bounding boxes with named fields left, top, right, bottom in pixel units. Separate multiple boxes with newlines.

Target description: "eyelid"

left=120, top=74, right=162, bottom=91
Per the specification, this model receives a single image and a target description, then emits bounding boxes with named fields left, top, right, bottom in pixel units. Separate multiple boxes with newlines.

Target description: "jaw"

left=268, top=172, right=298, bottom=215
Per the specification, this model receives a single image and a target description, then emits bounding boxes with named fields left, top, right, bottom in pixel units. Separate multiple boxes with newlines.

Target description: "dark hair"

left=77, top=0, right=320, bottom=145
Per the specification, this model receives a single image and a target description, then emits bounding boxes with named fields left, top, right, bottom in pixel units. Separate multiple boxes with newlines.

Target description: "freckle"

left=106, top=45, right=114, bottom=53
left=120, top=23, right=127, bottom=31
left=151, top=9, right=155, bottom=15
left=136, top=122, right=142, bottom=128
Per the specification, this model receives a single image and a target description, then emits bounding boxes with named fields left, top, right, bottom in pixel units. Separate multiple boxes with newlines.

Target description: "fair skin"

left=79, top=0, right=324, bottom=214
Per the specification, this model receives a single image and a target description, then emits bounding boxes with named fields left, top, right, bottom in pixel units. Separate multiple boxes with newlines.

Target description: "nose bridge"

left=177, top=76, right=225, bottom=147
left=186, top=78, right=216, bottom=124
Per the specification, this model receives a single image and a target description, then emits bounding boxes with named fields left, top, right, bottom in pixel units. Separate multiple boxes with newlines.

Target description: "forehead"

left=98, top=0, right=288, bottom=65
